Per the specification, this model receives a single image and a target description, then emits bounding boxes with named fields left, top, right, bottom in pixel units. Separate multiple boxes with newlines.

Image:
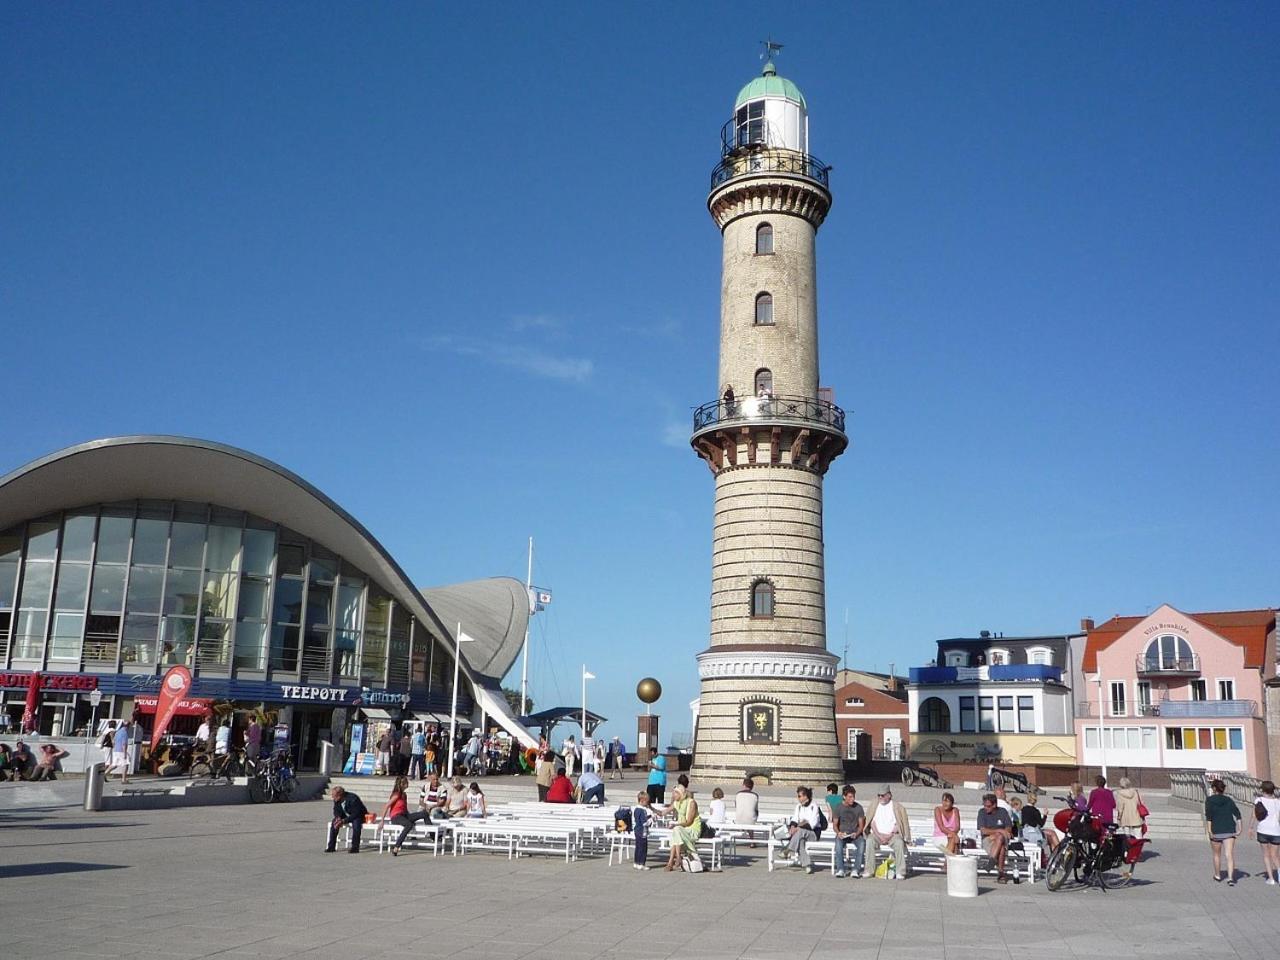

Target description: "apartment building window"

left=1191, top=679, right=1207, bottom=701
left=959, top=696, right=975, bottom=732
left=1136, top=681, right=1152, bottom=715
left=1217, top=679, right=1234, bottom=700
left=997, top=696, right=1015, bottom=732
left=1109, top=681, right=1127, bottom=717
left=978, top=696, right=995, bottom=733
left=1017, top=695, right=1035, bottom=732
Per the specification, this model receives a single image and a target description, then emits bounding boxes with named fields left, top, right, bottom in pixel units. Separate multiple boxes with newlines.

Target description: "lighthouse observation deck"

left=691, top=394, right=845, bottom=437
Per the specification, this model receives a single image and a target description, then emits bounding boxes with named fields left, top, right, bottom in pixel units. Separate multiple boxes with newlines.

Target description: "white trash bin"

left=946, top=854, right=979, bottom=898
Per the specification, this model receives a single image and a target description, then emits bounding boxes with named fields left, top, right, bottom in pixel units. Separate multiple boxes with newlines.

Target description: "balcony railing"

left=711, top=150, right=831, bottom=190
left=1135, top=653, right=1200, bottom=675
left=1077, top=699, right=1257, bottom=719
left=909, top=664, right=1063, bottom=684
left=692, top=395, right=846, bottom=436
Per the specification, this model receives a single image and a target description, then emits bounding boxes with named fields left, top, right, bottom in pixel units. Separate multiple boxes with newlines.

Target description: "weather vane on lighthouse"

left=760, top=38, right=784, bottom=64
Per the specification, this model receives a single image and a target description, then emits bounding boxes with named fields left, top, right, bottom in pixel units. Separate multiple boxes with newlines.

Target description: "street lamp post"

left=447, top=623, right=475, bottom=780
left=582, top=665, right=595, bottom=744
left=1096, top=675, right=1108, bottom=780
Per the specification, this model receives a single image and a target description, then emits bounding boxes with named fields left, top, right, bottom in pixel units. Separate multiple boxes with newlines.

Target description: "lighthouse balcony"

left=711, top=148, right=831, bottom=191
left=690, top=395, right=848, bottom=474
left=693, top=394, right=846, bottom=436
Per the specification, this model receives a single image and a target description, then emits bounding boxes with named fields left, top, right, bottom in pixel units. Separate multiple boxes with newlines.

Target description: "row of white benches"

left=332, top=806, right=1041, bottom=881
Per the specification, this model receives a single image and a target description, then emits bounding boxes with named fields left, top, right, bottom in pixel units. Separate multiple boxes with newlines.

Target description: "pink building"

left=1076, top=605, right=1276, bottom=780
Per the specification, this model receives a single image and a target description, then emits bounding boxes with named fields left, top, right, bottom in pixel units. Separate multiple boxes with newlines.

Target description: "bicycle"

left=191, top=748, right=245, bottom=782
left=248, top=750, right=296, bottom=803
left=1044, top=797, right=1147, bottom=891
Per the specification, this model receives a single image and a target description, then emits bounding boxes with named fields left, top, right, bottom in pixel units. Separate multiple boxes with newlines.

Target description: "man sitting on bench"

left=326, top=786, right=368, bottom=854
left=977, top=792, right=1014, bottom=883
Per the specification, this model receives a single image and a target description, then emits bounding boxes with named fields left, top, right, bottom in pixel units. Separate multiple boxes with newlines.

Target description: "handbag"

left=1137, top=801, right=1150, bottom=819
left=682, top=855, right=705, bottom=873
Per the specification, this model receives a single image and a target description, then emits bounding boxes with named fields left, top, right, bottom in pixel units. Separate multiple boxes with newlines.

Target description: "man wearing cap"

left=868, top=785, right=911, bottom=879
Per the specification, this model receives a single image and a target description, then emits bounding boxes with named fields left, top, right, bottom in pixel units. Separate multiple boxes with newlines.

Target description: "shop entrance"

left=290, top=707, right=333, bottom=771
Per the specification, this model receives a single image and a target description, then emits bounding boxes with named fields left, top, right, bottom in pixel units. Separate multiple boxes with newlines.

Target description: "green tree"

left=502, top=687, right=531, bottom=715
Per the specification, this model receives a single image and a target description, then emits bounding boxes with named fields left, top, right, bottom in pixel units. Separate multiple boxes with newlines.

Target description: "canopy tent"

left=518, top=706, right=608, bottom=739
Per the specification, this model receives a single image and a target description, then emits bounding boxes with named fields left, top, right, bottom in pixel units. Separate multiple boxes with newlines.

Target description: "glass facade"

left=0, top=501, right=448, bottom=690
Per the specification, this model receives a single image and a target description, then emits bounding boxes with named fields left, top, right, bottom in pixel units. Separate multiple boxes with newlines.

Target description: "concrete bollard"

left=84, top=762, right=105, bottom=811
left=319, top=740, right=335, bottom=776
left=946, top=854, right=979, bottom=897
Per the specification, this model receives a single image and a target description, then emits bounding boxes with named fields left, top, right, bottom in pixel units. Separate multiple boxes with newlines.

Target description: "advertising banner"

left=150, top=666, right=193, bottom=749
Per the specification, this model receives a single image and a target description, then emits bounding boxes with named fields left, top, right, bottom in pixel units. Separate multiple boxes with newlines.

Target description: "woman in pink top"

left=932, top=792, right=961, bottom=855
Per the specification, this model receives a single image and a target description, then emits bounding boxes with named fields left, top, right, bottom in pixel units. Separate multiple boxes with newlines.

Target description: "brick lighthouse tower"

left=689, top=55, right=847, bottom=784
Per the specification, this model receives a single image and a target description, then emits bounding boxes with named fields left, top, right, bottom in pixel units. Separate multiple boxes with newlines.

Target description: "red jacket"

left=546, top=775, right=573, bottom=803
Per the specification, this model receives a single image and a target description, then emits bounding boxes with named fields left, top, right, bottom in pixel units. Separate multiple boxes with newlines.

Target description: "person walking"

left=1115, top=777, right=1146, bottom=834
left=1205, top=778, right=1243, bottom=885
left=409, top=727, right=426, bottom=780
left=610, top=737, right=625, bottom=781
left=106, top=722, right=130, bottom=783
left=1254, top=780, right=1280, bottom=885
left=397, top=729, right=412, bottom=777
left=245, top=717, right=262, bottom=768
left=535, top=749, right=555, bottom=801
left=325, top=786, right=368, bottom=853
left=1087, top=775, right=1117, bottom=824
left=646, top=748, right=667, bottom=805
left=562, top=734, right=577, bottom=777
left=375, top=729, right=391, bottom=776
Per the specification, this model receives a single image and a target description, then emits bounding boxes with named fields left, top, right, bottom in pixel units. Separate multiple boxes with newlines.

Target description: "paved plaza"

left=3, top=789, right=1278, bottom=960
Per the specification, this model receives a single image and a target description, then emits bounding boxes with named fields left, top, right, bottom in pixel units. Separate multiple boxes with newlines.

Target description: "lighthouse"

left=689, top=56, right=847, bottom=784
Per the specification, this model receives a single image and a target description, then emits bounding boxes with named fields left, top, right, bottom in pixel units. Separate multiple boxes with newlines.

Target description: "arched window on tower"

left=755, top=223, right=774, bottom=255
left=754, top=369, right=773, bottom=398
left=751, top=580, right=774, bottom=618
left=918, top=697, right=951, bottom=733
left=754, top=292, right=773, bottom=326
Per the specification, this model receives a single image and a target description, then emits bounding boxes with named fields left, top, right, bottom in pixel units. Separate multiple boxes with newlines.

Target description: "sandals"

left=1214, top=874, right=1224, bottom=882
left=1227, top=878, right=1236, bottom=886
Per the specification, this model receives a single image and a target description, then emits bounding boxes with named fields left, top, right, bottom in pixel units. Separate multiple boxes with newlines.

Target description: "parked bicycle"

left=1044, top=796, right=1148, bottom=891
left=248, top=749, right=296, bottom=803
left=191, top=748, right=245, bottom=782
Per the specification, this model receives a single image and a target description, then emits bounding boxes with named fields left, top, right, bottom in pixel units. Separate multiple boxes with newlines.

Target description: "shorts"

left=927, top=836, right=952, bottom=850
left=981, top=835, right=1004, bottom=856
left=1256, top=833, right=1280, bottom=845
left=111, top=750, right=128, bottom=768
left=1210, top=833, right=1235, bottom=842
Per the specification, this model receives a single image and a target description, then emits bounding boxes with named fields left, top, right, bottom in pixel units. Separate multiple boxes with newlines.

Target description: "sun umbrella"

left=21, top=672, right=41, bottom=734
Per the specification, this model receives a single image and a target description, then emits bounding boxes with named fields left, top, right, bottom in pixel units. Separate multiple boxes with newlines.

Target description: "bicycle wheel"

left=226, top=756, right=244, bottom=779
left=1045, top=843, right=1076, bottom=891
left=279, top=774, right=296, bottom=802
left=248, top=775, right=268, bottom=804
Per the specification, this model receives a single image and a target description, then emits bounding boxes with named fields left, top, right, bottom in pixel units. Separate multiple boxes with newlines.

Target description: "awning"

left=135, top=696, right=213, bottom=717
left=404, top=710, right=448, bottom=725
left=357, top=706, right=396, bottom=720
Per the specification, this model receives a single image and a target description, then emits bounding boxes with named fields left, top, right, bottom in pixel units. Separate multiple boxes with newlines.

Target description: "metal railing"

left=1170, top=770, right=1264, bottom=809
left=1135, top=653, right=1200, bottom=674
left=711, top=150, right=830, bottom=190
left=1081, top=698, right=1257, bottom=719
left=692, top=394, right=845, bottom=435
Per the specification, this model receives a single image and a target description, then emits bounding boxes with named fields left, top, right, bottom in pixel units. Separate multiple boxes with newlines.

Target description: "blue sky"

left=3, top=3, right=1277, bottom=744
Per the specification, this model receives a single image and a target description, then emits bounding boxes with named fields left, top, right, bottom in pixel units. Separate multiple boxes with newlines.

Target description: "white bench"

left=373, top=818, right=448, bottom=855
left=451, top=819, right=582, bottom=862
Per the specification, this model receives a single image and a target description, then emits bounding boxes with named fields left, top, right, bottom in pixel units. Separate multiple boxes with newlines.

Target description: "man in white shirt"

left=868, top=786, right=911, bottom=879
left=196, top=717, right=212, bottom=748
left=214, top=720, right=231, bottom=757
left=735, top=778, right=760, bottom=825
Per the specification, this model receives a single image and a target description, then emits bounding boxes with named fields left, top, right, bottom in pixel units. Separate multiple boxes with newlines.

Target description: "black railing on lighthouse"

left=692, top=395, right=846, bottom=435
left=711, top=150, right=831, bottom=190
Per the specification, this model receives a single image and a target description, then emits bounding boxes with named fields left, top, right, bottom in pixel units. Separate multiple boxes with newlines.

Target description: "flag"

left=458, top=629, right=480, bottom=647
left=150, top=665, right=194, bottom=750
left=528, top=586, right=552, bottom=614
left=583, top=669, right=596, bottom=680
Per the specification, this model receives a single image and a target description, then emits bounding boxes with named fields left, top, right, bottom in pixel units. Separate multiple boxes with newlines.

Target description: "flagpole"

left=520, top=536, right=533, bottom=716
left=448, top=621, right=463, bottom=780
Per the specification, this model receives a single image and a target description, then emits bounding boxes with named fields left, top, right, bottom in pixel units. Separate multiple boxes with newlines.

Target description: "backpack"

left=1256, top=800, right=1269, bottom=822
left=700, top=820, right=717, bottom=839
left=614, top=806, right=633, bottom=833
left=814, top=807, right=828, bottom=839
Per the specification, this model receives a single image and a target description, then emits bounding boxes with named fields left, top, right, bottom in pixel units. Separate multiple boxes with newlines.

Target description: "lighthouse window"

left=754, top=293, right=773, bottom=326
left=735, top=100, right=766, bottom=147
left=751, top=580, right=774, bottom=618
left=754, top=369, right=773, bottom=397
left=755, top=223, right=774, bottom=255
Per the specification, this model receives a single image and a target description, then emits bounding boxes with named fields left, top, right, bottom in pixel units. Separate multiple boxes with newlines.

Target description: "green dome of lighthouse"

left=735, top=61, right=807, bottom=109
